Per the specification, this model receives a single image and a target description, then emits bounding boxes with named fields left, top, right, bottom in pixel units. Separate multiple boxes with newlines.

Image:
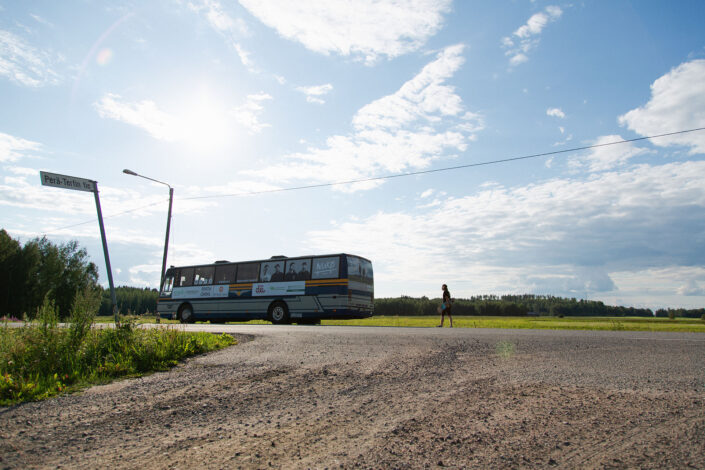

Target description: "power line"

left=182, top=127, right=705, bottom=200
left=41, top=127, right=705, bottom=231
left=42, top=199, right=168, bottom=233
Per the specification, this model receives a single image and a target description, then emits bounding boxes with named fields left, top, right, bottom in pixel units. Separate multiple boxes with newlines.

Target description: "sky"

left=1, top=0, right=705, bottom=310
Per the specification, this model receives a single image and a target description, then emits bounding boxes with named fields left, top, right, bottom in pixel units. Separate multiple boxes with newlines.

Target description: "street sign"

left=40, top=171, right=96, bottom=192
left=39, top=170, right=117, bottom=320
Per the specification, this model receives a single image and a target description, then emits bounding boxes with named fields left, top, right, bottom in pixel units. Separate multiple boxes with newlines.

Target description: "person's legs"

left=438, top=311, right=444, bottom=327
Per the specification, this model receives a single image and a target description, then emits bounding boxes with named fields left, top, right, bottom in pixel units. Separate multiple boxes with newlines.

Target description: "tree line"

left=0, top=230, right=97, bottom=319
left=373, top=295, right=705, bottom=318
left=0, top=230, right=158, bottom=319
left=98, top=286, right=158, bottom=316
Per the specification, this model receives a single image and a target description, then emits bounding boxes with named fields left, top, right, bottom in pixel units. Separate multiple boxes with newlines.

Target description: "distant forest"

left=373, top=295, right=705, bottom=318
left=98, top=286, right=158, bottom=316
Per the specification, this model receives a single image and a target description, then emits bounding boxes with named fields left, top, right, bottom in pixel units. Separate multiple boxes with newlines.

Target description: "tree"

left=0, top=230, right=99, bottom=319
left=0, top=230, right=24, bottom=316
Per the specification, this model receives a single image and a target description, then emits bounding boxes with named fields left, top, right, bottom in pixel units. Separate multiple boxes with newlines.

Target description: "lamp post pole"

left=123, top=169, right=173, bottom=293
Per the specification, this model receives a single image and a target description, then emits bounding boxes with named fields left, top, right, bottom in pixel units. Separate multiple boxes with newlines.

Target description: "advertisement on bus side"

left=252, top=281, right=305, bottom=297
left=172, top=285, right=230, bottom=299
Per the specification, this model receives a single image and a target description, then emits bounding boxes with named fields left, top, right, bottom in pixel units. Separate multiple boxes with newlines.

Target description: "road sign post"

left=40, top=171, right=118, bottom=323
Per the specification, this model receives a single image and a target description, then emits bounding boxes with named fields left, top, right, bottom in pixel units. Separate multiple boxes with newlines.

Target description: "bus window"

left=260, top=261, right=285, bottom=282
left=237, top=263, right=259, bottom=282
left=312, top=256, right=340, bottom=279
left=161, top=273, right=175, bottom=295
left=347, top=256, right=373, bottom=282
left=194, top=266, right=214, bottom=285
left=287, top=259, right=311, bottom=281
left=214, top=264, right=237, bottom=284
left=178, top=267, right=194, bottom=287
left=361, top=259, right=373, bottom=279
left=347, top=256, right=361, bottom=279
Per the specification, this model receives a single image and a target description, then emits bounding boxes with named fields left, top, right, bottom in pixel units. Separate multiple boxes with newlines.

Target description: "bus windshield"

left=347, top=255, right=373, bottom=283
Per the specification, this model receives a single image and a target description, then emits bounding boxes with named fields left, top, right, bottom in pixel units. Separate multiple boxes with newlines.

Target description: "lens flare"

left=96, top=48, right=113, bottom=66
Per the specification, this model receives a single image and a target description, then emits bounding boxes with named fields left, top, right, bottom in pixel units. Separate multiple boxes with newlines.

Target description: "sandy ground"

left=1, top=326, right=704, bottom=469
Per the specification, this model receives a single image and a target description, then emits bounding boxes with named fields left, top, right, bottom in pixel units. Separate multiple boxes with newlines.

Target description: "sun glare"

left=178, top=91, right=233, bottom=153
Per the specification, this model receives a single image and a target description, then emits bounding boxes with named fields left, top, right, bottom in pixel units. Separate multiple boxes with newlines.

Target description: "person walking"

left=438, top=284, right=453, bottom=327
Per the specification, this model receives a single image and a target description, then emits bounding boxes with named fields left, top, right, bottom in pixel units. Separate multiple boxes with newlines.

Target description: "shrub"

left=1, top=290, right=235, bottom=405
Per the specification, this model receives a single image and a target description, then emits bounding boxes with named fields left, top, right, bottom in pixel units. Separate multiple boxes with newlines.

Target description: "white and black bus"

left=158, top=253, right=374, bottom=324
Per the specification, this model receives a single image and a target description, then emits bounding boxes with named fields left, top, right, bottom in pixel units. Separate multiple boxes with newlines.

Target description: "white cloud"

left=501, top=6, right=562, bottom=67
left=0, top=29, right=60, bottom=87
left=572, top=135, right=650, bottom=172
left=0, top=132, right=42, bottom=162
left=608, top=266, right=705, bottom=308
left=296, top=83, right=333, bottom=104
left=509, top=53, right=528, bottom=66
left=306, top=160, right=705, bottom=300
left=546, top=107, right=565, bottom=119
left=238, top=0, right=452, bottom=65
left=95, top=92, right=242, bottom=147
left=619, top=59, right=705, bottom=155
left=94, top=93, right=180, bottom=142
left=0, top=168, right=169, bottom=220
left=677, top=279, right=705, bottom=296
left=30, top=14, right=54, bottom=28
left=514, top=8, right=561, bottom=38
left=5, top=166, right=38, bottom=176
left=353, top=44, right=470, bottom=130
left=231, top=92, right=273, bottom=134
left=242, top=45, right=483, bottom=191
left=189, top=0, right=248, bottom=34
left=188, top=0, right=254, bottom=68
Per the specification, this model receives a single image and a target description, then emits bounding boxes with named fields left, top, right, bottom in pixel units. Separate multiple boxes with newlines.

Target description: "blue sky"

left=2, top=0, right=705, bottom=309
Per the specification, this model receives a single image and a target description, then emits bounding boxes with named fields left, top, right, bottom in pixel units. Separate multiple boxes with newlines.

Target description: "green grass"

left=110, top=314, right=705, bottom=332
left=94, top=314, right=180, bottom=324
left=319, top=315, right=705, bottom=332
left=1, top=295, right=235, bottom=406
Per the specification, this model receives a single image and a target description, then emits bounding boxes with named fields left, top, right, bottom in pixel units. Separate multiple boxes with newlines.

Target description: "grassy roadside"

left=0, top=295, right=235, bottom=406
left=321, top=315, right=705, bottom=332
left=97, top=314, right=705, bottom=332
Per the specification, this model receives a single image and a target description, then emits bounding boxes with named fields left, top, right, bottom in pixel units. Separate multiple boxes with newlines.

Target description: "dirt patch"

left=1, top=328, right=703, bottom=469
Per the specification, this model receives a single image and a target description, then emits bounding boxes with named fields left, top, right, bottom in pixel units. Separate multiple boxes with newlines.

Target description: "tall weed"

left=1, top=290, right=234, bottom=405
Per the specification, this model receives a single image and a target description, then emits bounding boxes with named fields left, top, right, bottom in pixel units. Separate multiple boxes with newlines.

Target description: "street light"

left=123, top=169, right=174, bottom=294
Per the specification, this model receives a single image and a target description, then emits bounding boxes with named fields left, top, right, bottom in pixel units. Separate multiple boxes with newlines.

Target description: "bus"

left=157, top=253, right=373, bottom=324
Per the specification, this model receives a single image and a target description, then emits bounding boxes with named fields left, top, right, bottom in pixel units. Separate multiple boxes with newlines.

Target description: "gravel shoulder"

left=1, top=326, right=704, bottom=469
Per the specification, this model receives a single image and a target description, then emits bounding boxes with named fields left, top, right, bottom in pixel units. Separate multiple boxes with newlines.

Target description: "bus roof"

left=167, top=253, right=371, bottom=271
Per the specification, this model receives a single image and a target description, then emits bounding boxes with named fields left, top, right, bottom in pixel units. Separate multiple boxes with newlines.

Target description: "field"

left=323, top=315, right=705, bottom=332
left=96, top=314, right=705, bottom=333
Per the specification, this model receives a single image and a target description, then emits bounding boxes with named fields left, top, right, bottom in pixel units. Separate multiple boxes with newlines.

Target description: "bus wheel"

left=178, top=304, right=194, bottom=324
left=269, top=301, right=290, bottom=324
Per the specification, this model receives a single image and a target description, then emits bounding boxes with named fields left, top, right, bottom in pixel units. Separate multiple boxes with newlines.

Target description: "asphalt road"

left=2, top=324, right=704, bottom=468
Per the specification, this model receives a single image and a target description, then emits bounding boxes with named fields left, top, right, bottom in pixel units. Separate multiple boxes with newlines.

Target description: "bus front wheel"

left=269, top=301, right=290, bottom=325
left=178, top=304, right=194, bottom=324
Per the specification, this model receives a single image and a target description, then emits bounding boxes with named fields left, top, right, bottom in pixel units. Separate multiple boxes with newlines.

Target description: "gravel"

left=1, top=325, right=704, bottom=469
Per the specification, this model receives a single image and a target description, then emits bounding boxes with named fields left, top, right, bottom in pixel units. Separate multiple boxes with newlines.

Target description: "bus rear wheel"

left=178, top=304, right=194, bottom=324
left=269, top=301, right=290, bottom=325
